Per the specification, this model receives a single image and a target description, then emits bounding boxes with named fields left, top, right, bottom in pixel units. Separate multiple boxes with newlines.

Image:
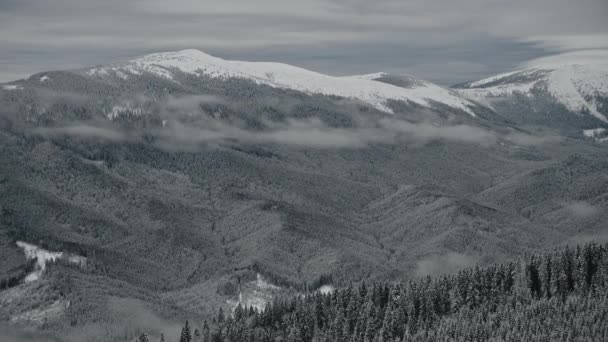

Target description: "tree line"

left=157, top=242, right=608, bottom=342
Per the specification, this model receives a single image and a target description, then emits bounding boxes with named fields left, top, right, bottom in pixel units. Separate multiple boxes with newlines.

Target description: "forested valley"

left=158, top=243, right=608, bottom=342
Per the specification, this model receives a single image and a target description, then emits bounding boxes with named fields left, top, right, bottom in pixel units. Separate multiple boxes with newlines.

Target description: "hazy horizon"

left=1, top=0, right=607, bottom=85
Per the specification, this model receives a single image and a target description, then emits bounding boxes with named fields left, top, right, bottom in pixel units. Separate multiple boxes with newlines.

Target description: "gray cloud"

left=0, top=0, right=606, bottom=84
left=503, top=131, right=562, bottom=146
left=0, top=324, right=63, bottom=342
left=165, top=94, right=224, bottom=112
left=519, top=49, right=608, bottom=69
left=154, top=117, right=502, bottom=150
left=415, top=252, right=480, bottom=277
left=384, top=120, right=497, bottom=146
left=30, top=112, right=558, bottom=150
left=563, top=201, right=601, bottom=218
left=33, top=125, right=132, bottom=142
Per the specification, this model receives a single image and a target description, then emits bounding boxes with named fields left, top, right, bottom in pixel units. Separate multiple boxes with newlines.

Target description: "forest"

left=156, top=243, right=608, bottom=342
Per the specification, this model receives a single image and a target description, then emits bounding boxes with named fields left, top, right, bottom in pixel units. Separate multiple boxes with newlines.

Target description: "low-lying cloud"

left=415, top=252, right=480, bottom=277
left=33, top=125, right=131, bottom=142
left=563, top=201, right=601, bottom=218
left=155, top=117, right=502, bottom=150
left=165, top=94, right=225, bottom=112
left=31, top=115, right=560, bottom=151
left=0, top=324, right=63, bottom=342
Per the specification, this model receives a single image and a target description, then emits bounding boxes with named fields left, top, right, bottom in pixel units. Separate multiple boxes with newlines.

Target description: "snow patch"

left=2, top=84, right=23, bottom=90
left=16, top=242, right=63, bottom=282
left=106, top=104, right=144, bottom=120
left=344, top=72, right=389, bottom=81
left=318, top=285, right=335, bottom=294
left=115, top=70, right=129, bottom=80
left=255, top=273, right=281, bottom=290
left=583, top=128, right=608, bottom=142
left=228, top=273, right=281, bottom=313
left=40, top=75, right=50, bottom=82
left=16, top=241, right=86, bottom=282
left=583, top=128, right=606, bottom=137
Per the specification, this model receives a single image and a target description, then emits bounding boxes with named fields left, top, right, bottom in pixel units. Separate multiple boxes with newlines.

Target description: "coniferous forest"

left=163, top=243, right=608, bottom=342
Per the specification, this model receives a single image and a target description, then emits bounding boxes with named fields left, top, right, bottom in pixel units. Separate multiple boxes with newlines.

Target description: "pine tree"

left=526, top=259, right=542, bottom=298
left=202, top=320, right=210, bottom=342
left=542, top=255, right=552, bottom=298
left=180, top=320, right=192, bottom=342
left=193, top=328, right=201, bottom=342
left=138, top=333, right=150, bottom=342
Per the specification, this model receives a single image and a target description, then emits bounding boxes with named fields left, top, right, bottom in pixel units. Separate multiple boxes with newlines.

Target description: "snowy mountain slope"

left=85, top=49, right=476, bottom=115
left=343, top=72, right=428, bottom=89
left=454, top=63, right=608, bottom=123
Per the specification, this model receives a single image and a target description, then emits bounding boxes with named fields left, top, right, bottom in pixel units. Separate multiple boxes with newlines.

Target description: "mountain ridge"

left=453, top=62, right=608, bottom=127
left=27, top=49, right=477, bottom=116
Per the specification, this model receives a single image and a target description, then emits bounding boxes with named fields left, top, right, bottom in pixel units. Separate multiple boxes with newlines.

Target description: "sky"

left=0, top=0, right=607, bottom=85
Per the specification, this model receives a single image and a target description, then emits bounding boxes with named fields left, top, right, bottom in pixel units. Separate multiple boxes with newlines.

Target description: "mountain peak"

left=82, top=49, right=477, bottom=115
left=455, top=62, right=608, bottom=123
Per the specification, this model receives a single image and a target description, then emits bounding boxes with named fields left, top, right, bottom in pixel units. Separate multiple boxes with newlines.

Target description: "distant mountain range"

left=453, top=62, right=608, bottom=139
left=82, top=49, right=477, bottom=115
left=0, top=49, right=607, bottom=341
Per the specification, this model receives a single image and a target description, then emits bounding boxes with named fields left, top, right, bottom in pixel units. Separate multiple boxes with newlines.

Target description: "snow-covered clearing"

left=16, top=241, right=86, bottom=282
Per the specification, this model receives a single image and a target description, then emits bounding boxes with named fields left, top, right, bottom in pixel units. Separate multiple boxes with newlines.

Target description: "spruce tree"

left=138, top=333, right=150, bottom=342
left=202, top=320, right=210, bottom=342
left=180, top=320, right=192, bottom=342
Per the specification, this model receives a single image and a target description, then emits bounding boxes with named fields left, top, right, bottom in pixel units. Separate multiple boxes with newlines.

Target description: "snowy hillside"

left=86, top=49, right=476, bottom=115
left=455, top=63, right=608, bottom=123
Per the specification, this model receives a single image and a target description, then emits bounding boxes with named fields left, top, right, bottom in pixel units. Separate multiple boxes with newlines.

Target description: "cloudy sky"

left=1, top=0, right=607, bottom=84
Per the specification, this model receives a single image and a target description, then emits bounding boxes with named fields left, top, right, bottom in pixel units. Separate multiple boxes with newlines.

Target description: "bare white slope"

left=16, top=241, right=86, bottom=282
left=87, top=49, right=475, bottom=115
left=16, top=241, right=63, bottom=282
left=457, top=63, right=608, bottom=123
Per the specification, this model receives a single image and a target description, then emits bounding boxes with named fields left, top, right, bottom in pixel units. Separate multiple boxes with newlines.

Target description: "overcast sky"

left=1, top=0, right=607, bottom=85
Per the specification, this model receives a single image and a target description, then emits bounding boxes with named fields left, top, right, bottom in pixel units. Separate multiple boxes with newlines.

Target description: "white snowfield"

left=2, top=84, right=23, bottom=90
left=16, top=241, right=86, bottom=282
left=106, top=104, right=144, bottom=120
left=457, top=63, right=608, bottom=123
left=583, top=128, right=608, bottom=142
left=583, top=128, right=606, bottom=137
left=87, top=49, right=476, bottom=115
left=318, top=285, right=335, bottom=294
left=16, top=241, right=63, bottom=282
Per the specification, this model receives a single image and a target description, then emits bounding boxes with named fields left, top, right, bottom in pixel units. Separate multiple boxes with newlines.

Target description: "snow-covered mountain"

left=84, top=49, right=476, bottom=115
left=454, top=63, right=608, bottom=124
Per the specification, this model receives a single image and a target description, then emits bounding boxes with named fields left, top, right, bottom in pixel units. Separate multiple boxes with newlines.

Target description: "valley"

left=0, top=49, right=606, bottom=341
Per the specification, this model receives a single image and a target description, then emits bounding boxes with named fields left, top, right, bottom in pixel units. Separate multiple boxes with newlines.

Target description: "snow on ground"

left=583, top=128, right=606, bottom=137
left=255, top=273, right=281, bottom=290
left=318, top=285, right=335, bottom=294
left=2, top=84, right=23, bottom=90
left=16, top=241, right=86, bottom=282
left=468, top=70, right=523, bottom=88
left=458, top=64, right=608, bottom=122
left=583, top=128, right=608, bottom=142
left=115, top=70, right=129, bottom=80
left=106, top=104, right=144, bottom=120
left=344, top=72, right=389, bottom=81
left=16, top=242, right=63, bottom=282
left=228, top=274, right=280, bottom=313
left=89, top=49, right=476, bottom=115
left=40, top=75, right=50, bottom=82
left=228, top=273, right=336, bottom=314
